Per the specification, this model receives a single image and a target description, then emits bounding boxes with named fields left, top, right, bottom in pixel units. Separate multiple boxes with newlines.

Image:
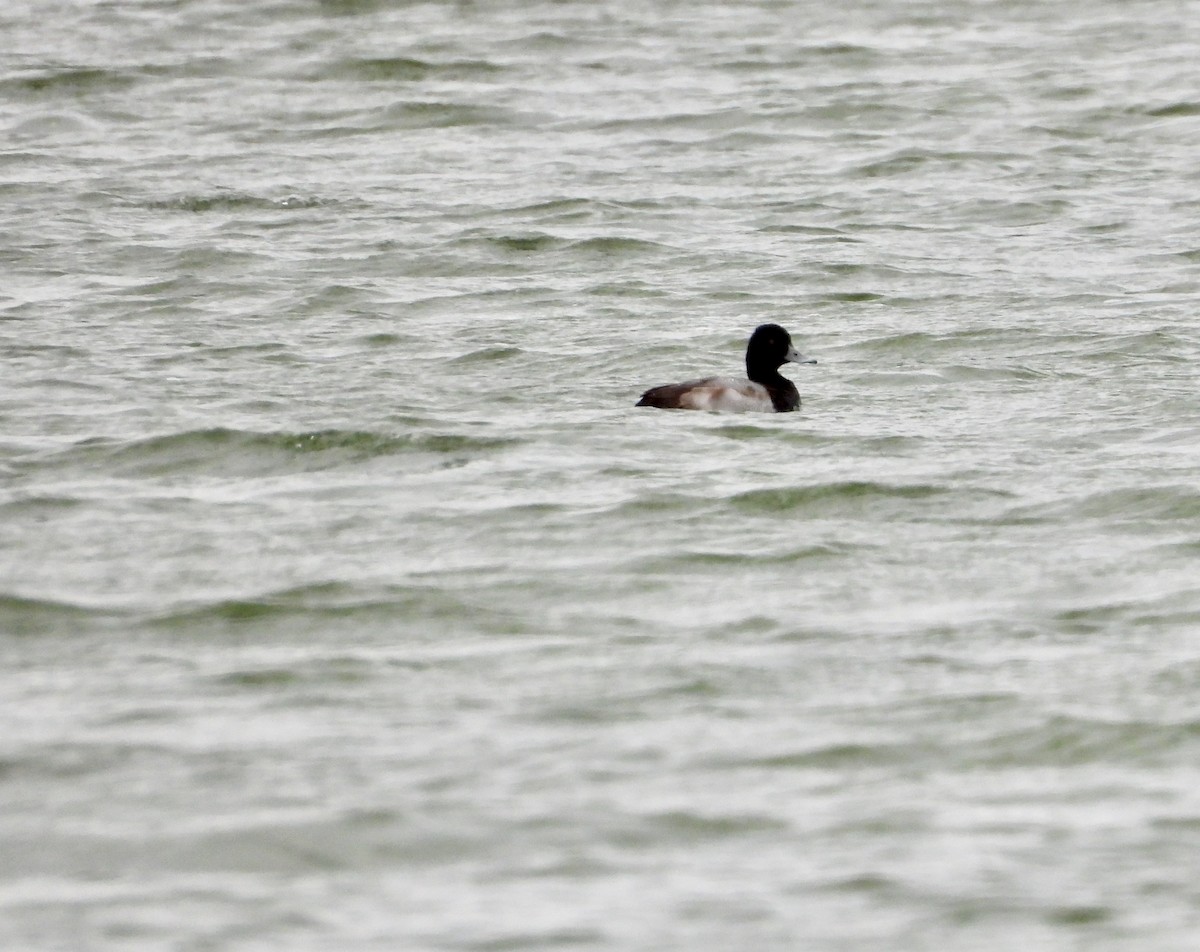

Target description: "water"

left=4, top=0, right=1200, bottom=948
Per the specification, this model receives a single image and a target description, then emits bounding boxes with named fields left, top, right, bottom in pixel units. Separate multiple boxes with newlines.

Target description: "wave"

left=1143, top=101, right=1200, bottom=118
left=0, top=67, right=139, bottom=97
left=600, top=481, right=1009, bottom=523
left=707, top=426, right=920, bottom=455
left=731, top=742, right=906, bottom=769
left=720, top=43, right=880, bottom=72
left=16, top=428, right=516, bottom=480
left=568, top=236, right=670, bottom=257
left=313, top=56, right=504, bottom=83
left=974, top=715, right=1200, bottom=767
left=616, top=809, right=788, bottom=844
left=851, top=329, right=1000, bottom=352
left=588, top=106, right=752, bottom=135
left=633, top=544, right=853, bottom=571
left=704, top=709, right=1200, bottom=773
left=0, top=593, right=118, bottom=636
left=468, top=197, right=603, bottom=222
left=450, top=345, right=524, bottom=364
left=0, top=578, right=531, bottom=639
left=0, top=494, right=87, bottom=516
left=456, top=232, right=673, bottom=259
left=147, top=580, right=532, bottom=638
left=143, top=192, right=334, bottom=213
left=1009, top=485, right=1200, bottom=525
left=150, top=580, right=446, bottom=625
left=380, top=100, right=535, bottom=128
left=728, top=481, right=975, bottom=514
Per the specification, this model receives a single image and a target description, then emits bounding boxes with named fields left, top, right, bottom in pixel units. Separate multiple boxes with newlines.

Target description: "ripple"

left=633, top=544, right=851, bottom=570
left=0, top=593, right=116, bottom=637
left=0, top=67, right=140, bottom=97
left=144, top=192, right=334, bottom=213
left=728, top=482, right=955, bottom=514
left=313, top=56, right=505, bottom=82
left=14, top=428, right=518, bottom=480
left=1144, top=101, right=1200, bottom=118
left=457, top=232, right=673, bottom=260
left=450, top=346, right=523, bottom=364
left=605, top=809, right=788, bottom=848
left=1012, top=485, right=1200, bottom=525
left=148, top=580, right=509, bottom=633
left=381, top=100, right=536, bottom=128
left=974, top=716, right=1200, bottom=767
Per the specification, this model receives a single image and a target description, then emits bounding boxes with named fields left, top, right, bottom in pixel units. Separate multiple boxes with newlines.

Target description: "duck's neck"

left=746, top=355, right=787, bottom=386
left=747, top=361, right=799, bottom=412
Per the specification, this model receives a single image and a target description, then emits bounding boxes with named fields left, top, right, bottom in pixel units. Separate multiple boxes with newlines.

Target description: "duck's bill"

left=786, top=346, right=817, bottom=365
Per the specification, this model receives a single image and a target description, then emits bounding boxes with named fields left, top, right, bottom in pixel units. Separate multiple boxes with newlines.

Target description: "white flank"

left=678, top=378, right=773, bottom=412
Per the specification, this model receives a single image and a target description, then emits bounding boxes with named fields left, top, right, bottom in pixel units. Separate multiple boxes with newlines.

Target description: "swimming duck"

left=636, top=324, right=816, bottom=412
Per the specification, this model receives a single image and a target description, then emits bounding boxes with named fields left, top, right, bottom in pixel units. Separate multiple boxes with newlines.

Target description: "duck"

left=635, top=324, right=816, bottom=412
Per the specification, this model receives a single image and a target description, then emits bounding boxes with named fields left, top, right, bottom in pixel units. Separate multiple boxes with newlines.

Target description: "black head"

left=745, top=324, right=816, bottom=379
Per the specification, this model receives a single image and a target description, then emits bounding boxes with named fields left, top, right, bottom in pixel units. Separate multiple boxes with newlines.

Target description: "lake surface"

left=4, top=0, right=1200, bottom=948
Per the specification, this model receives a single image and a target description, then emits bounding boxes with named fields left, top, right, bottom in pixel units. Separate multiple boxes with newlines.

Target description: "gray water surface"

left=4, top=1, right=1200, bottom=949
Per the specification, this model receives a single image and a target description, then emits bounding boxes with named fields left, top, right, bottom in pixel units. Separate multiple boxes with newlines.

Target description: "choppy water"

left=4, top=0, right=1200, bottom=948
